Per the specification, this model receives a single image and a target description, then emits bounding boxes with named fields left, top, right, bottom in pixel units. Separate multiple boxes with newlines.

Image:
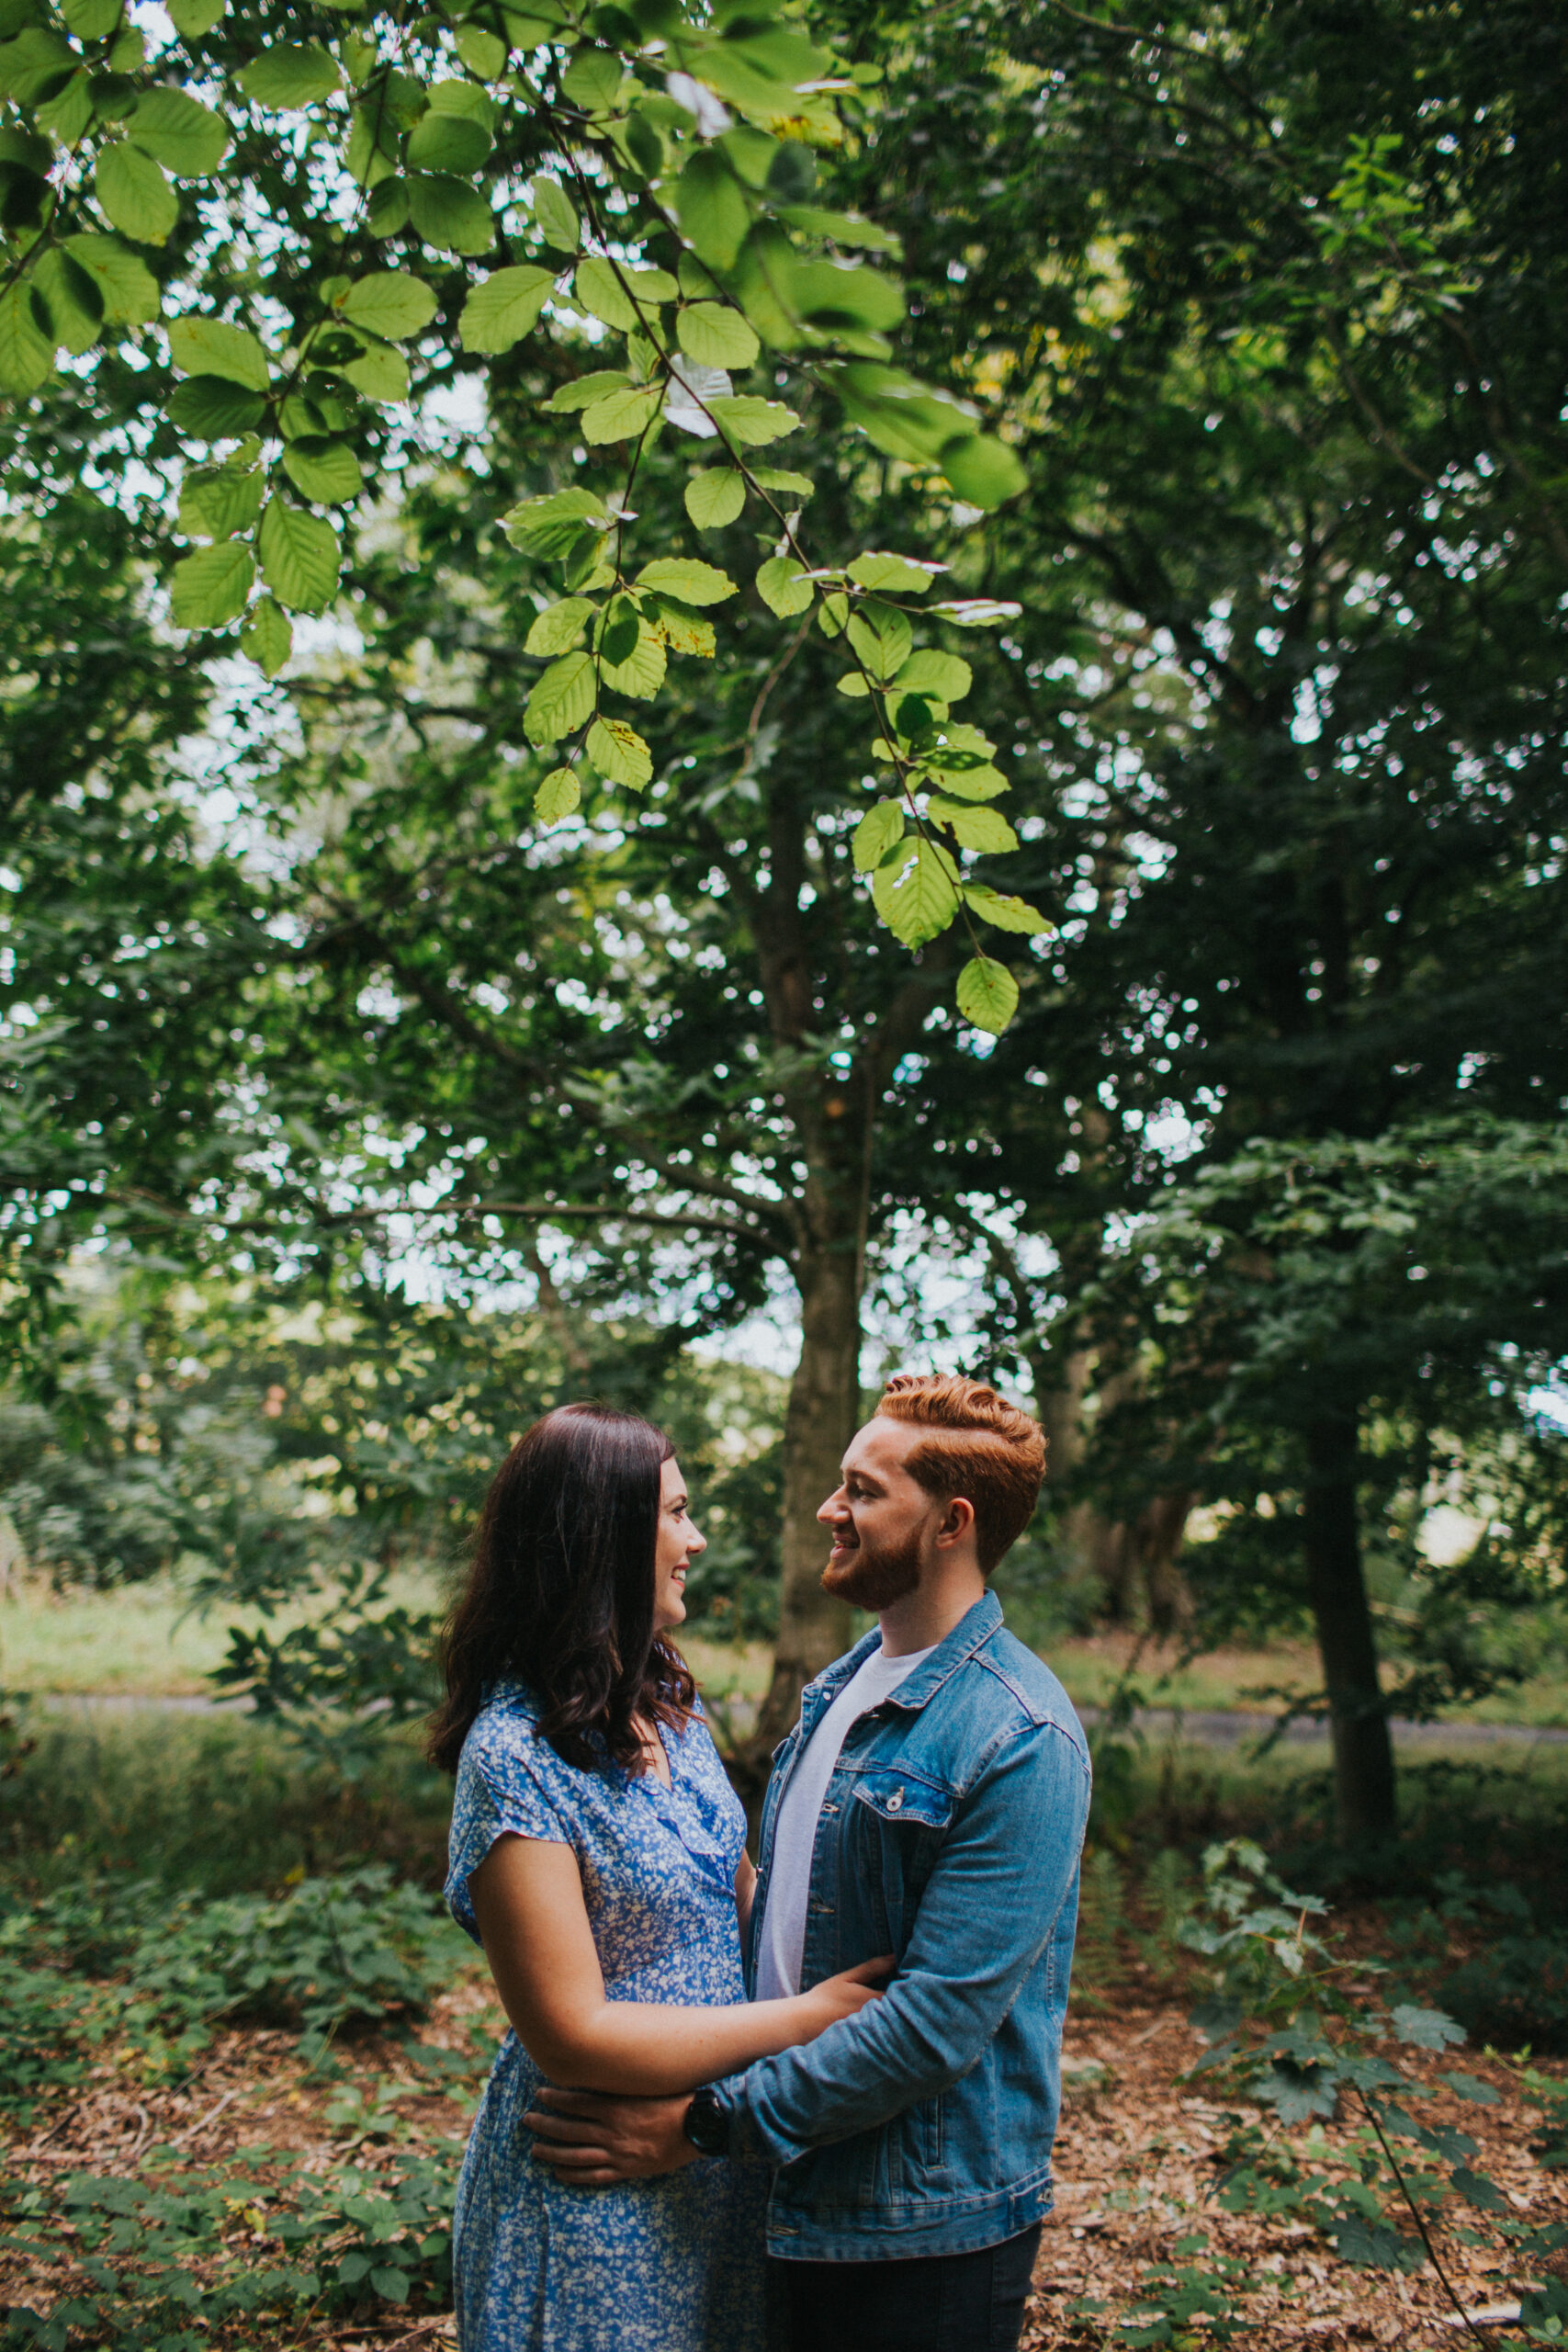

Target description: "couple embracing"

left=428, top=1374, right=1090, bottom=2352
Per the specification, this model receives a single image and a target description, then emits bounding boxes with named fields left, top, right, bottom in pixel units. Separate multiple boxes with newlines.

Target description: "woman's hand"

left=792, top=1955, right=895, bottom=2041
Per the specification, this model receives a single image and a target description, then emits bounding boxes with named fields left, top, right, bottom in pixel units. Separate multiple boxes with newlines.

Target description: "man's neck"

left=877, top=1566, right=987, bottom=1658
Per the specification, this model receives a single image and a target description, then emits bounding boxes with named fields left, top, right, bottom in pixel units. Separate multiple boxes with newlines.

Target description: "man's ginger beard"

left=820, top=1516, right=931, bottom=1611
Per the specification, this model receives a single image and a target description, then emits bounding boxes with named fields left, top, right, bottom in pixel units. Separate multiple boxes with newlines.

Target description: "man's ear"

left=935, top=1495, right=976, bottom=1550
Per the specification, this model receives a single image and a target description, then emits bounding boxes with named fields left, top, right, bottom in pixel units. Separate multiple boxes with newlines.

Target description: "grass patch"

left=0, top=1713, right=453, bottom=1902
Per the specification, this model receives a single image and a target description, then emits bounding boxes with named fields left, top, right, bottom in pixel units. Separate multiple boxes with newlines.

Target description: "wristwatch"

left=682, top=2085, right=728, bottom=2157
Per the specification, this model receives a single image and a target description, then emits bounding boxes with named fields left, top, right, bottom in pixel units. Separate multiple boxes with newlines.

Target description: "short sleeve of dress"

left=445, top=1694, right=572, bottom=1944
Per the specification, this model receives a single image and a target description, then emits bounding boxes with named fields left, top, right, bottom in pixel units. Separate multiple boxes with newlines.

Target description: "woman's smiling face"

left=653, top=1455, right=705, bottom=1631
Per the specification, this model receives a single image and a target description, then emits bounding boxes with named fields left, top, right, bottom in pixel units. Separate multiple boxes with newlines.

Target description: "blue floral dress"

left=445, top=1680, right=768, bottom=2352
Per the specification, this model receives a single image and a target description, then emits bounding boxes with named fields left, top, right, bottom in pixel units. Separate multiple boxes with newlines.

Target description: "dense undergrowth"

left=1, top=1709, right=1566, bottom=2347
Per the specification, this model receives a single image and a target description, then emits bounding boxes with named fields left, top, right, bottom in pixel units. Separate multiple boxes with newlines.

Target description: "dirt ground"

left=4, top=1979, right=1563, bottom=2349
left=1030, top=2003, right=1566, bottom=2347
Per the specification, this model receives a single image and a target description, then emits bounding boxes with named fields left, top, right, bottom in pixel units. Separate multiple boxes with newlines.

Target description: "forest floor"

left=1030, top=2000, right=1568, bottom=2346
left=4, top=1968, right=1563, bottom=2351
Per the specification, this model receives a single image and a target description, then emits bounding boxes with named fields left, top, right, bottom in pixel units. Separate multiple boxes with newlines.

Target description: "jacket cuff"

left=712, top=2069, right=790, bottom=2165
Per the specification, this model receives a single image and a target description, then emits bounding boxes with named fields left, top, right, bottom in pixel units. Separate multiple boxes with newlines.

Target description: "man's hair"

left=876, top=1374, right=1046, bottom=1576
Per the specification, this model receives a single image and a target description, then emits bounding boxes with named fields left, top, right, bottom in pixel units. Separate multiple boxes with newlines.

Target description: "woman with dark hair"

left=430, top=1404, right=886, bottom=2352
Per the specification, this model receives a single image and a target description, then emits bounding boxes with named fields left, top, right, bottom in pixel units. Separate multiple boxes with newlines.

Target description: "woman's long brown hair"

left=426, top=1404, right=694, bottom=1776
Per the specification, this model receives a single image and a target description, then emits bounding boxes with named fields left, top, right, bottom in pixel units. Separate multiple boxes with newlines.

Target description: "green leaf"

left=127, top=87, right=227, bottom=175
left=560, top=42, right=621, bottom=112
left=635, top=558, right=737, bottom=606
left=926, top=796, right=1018, bottom=854
left=705, top=396, right=797, bottom=446
left=685, top=469, right=745, bottom=529
left=587, top=715, right=653, bottom=791
left=961, top=883, right=1051, bottom=935
left=525, top=597, right=596, bottom=656
left=237, top=43, right=341, bottom=107
left=178, top=464, right=264, bottom=539
left=524, top=649, right=595, bottom=744
left=63, top=232, right=160, bottom=324
left=1438, top=2073, right=1501, bottom=2105
left=572, top=256, right=673, bottom=334
left=1391, top=2005, right=1465, bottom=2051
left=282, top=437, right=363, bottom=504
left=918, top=757, right=1007, bottom=802
left=369, top=2268, right=410, bottom=2303
left=788, top=257, right=904, bottom=334
left=674, top=147, right=750, bottom=272
left=408, top=173, right=494, bottom=256
left=872, top=834, right=960, bottom=946
left=531, top=174, right=579, bottom=254
left=896, top=649, right=973, bottom=705
left=941, top=432, right=1027, bottom=510
left=646, top=598, right=716, bottom=660
left=170, top=539, right=255, bottom=628
left=333, top=344, right=409, bottom=401
left=459, top=264, right=555, bottom=354
left=546, top=369, right=631, bottom=414
left=534, top=766, right=581, bottom=823
left=454, top=23, right=505, bottom=76
left=32, top=249, right=102, bottom=356
left=167, top=375, right=267, bottom=437
left=61, top=0, right=122, bottom=32
left=239, top=594, right=291, bottom=674
left=407, top=110, right=491, bottom=173
left=846, top=600, right=912, bottom=683
left=752, top=468, right=814, bottom=500
left=852, top=799, right=905, bottom=874
left=777, top=204, right=901, bottom=254
left=581, top=382, right=662, bottom=444
left=339, top=271, right=438, bottom=340
left=0, top=281, right=51, bottom=394
left=930, top=598, right=1023, bottom=627
left=37, top=67, right=91, bottom=142
left=94, top=142, right=177, bottom=243
left=504, top=487, right=604, bottom=558
left=167, top=317, right=270, bottom=390
left=836, top=672, right=871, bottom=697
left=599, top=619, right=665, bottom=699
left=956, top=955, right=1019, bottom=1035
left=165, top=0, right=227, bottom=33
left=257, top=500, right=341, bottom=613
left=848, top=552, right=944, bottom=594
left=677, top=301, right=760, bottom=370
left=829, top=360, right=979, bottom=465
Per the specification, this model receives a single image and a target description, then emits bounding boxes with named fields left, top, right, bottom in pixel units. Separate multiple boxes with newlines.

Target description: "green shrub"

left=0, top=1713, right=450, bottom=1899
left=1, top=2141, right=463, bottom=2351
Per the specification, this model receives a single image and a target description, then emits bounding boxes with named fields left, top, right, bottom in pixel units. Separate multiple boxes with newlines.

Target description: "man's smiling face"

left=818, top=1416, right=944, bottom=1611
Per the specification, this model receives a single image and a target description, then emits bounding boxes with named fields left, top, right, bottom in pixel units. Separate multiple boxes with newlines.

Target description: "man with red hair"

left=529, top=1374, right=1090, bottom=2352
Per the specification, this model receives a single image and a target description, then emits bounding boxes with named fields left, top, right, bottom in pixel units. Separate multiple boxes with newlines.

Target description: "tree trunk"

left=753, top=1238, right=859, bottom=1749
left=1303, top=1411, right=1396, bottom=1845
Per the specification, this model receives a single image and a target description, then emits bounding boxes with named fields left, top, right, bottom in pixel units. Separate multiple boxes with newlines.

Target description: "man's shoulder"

left=964, top=1622, right=1088, bottom=1755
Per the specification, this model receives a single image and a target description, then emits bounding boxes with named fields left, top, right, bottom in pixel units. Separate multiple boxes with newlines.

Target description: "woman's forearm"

left=522, top=1994, right=809, bottom=2096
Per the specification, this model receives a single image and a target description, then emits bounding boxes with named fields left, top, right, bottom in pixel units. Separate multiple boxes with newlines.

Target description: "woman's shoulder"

left=458, top=1679, right=549, bottom=1774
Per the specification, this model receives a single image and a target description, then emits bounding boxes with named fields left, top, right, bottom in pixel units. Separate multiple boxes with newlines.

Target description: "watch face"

left=685, top=2092, right=726, bottom=2155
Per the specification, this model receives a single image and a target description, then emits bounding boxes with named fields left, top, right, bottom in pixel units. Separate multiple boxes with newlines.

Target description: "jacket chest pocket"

left=849, top=1768, right=954, bottom=1938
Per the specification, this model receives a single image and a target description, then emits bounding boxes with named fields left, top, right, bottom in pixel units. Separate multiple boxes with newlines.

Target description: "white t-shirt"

left=754, top=1641, right=935, bottom=2001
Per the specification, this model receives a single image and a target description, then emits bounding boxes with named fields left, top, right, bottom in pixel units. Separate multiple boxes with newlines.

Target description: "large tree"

left=864, top=0, right=1568, bottom=1837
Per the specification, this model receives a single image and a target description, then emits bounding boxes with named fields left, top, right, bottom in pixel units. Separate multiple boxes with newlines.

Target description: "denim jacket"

left=712, top=1590, right=1090, bottom=2261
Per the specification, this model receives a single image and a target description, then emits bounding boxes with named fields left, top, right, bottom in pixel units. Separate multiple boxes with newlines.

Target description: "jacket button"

left=886, top=1788, right=904, bottom=1812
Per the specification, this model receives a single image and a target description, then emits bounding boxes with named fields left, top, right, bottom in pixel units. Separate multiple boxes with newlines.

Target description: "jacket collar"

left=803, top=1589, right=1002, bottom=1727
left=881, top=1589, right=1002, bottom=1713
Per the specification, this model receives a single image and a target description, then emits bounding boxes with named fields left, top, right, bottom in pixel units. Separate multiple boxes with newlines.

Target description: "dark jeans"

left=769, top=2222, right=1043, bottom=2352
